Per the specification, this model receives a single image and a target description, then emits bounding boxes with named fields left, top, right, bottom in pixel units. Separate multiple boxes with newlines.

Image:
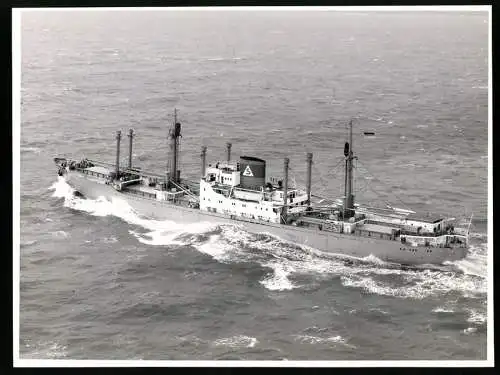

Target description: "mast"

left=282, top=157, right=289, bottom=223
left=127, top=129, right=134, bottom=169
left=343, top=119, right=355, bottom=219
left=226, top=142, right=232, bottom=163
left=115, top=130, right=121, bottom=178
left=169, top=108, right=182, bottom=185
left=201, top=146, right=207, bottom=178
left=306, top=152, right=313, bottom=206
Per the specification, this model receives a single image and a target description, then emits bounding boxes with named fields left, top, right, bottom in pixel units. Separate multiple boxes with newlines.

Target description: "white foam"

left=259, top=262, right=296, bottom=291
left=462, top=327, right=478, bottom=335
left=360, top=254, right=388, bottom=266
left=21, top=146, right=41, bottom=154
left=448, top=243, right=487, bottom=279
left=130, top=229, right=185, bottom=247
left=214, top=224, right=488, bottom=297
left=26, top=341, right=67, bottom=359
left=49, top=177, right=75, bottom=198
left=49, top=177, right=490, bottom=298
left=293, top=334, right=354, bottom=348
left=340, top=264, right=486, bottom=300
left=21, top=240, right=37, bottom=247
left=194, top=234, right=234, bottom=262
left=368, top=308, right=389, bottom=315
left=51, top=230, right=69, bottom=239
left=213, top=335, right=258, bottom=348
left=50, top=177, right=218, bottom=247
left=467, top=309, right=487, bottom=324
left=432, top=307, right=455, bottom=313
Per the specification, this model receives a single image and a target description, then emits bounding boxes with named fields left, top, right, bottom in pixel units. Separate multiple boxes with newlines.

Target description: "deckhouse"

left=199, top=146, right=309, bottom=223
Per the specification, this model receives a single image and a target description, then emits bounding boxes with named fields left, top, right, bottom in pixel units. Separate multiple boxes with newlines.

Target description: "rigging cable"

left=354, top=161, right=394, bottom=208
left=356, top=159, right=413, bottom=211
left=310, top=156, right=345, bottom=193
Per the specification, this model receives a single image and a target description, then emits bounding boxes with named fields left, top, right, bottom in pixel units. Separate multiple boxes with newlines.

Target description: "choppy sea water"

left=19, top=10, right=488, bottom=361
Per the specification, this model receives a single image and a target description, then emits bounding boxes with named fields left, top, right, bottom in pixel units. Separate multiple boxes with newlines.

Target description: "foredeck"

left=126, top=184, right=156, bottom=194
left=85, top=166, right=111, bottom=175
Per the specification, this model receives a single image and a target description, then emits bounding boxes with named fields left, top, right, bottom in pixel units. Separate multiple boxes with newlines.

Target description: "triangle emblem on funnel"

left=243, top=165, right=254, bottom=177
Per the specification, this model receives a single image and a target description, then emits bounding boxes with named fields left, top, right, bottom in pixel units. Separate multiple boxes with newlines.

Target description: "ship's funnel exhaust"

left=201, top=146, right=207, bottom=178
left=306, top=152, right=313, bottom=206
left=127, top=129, right=134, bottom=169
left=282, top=157, right=289, bottom=223
left=115, top=130, right=121, bottom=178
left=239, top=156, right=266, bottom=190
left=226, top=142, right=232, bottom=163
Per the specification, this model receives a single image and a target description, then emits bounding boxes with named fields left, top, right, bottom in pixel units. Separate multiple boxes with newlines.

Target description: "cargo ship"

left=54, top=110, right=471, bottom=265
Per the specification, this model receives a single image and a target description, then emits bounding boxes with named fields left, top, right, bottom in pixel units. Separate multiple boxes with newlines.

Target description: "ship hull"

left=64, top=171, right=467, bottom=266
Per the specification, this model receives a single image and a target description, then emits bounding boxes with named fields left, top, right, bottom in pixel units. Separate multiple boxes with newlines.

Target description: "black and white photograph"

left=14, top=6, right=491, bottom=365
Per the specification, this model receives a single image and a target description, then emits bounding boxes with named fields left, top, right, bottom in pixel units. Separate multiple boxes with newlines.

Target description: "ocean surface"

left=19, top=10, right=489, bottom=361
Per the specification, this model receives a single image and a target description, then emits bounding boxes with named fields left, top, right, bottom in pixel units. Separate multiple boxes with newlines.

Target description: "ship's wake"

left=49, top=177, right=219, bottom=245
left=50, top=177, right=488, bottom=302
left=189, top=225, right=488, bottom=300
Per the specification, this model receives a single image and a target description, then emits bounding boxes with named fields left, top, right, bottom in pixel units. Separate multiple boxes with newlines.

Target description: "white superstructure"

left=199, top=160, right=309, bottom=223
